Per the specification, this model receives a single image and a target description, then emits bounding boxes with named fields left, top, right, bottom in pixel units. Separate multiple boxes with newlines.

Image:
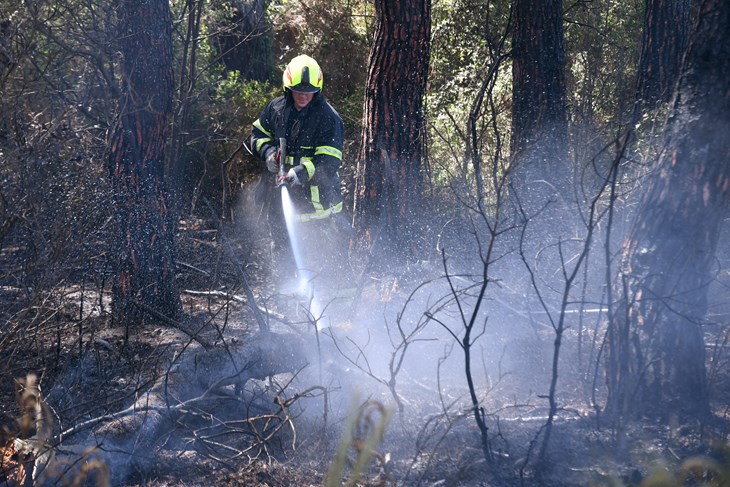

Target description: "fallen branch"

left=182, top=289, right=308, bottom=337
left=132, top=300, right=213, bottom=348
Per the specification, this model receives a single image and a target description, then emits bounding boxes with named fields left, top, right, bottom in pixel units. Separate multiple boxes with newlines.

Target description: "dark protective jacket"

left=251, top=91, right=344, bottom=222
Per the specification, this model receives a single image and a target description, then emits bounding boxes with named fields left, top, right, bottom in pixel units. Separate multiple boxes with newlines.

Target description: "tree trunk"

left=213, top=0, right=273, bottom=82
left=353, top=0, right=431, bottom=268
left=606, top=0, right=730, bottom=422
left=634, top=0, right=692, bottom=114
left=510, top=0, right=568, bottom=210
left=108, top=0, right=182, bottom=330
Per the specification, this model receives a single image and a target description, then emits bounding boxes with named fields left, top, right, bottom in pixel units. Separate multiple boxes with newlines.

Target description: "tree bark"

left=606, top=0, right=730, bottom=422
left=510, top=0, right=569, bottom=210
left=108, top=0, right=182, bottom=329
left=354, top=0, right=431, bottom=268
left=213, top=0, right=273, bottom=82
left=634, top=0, right=692, bottom=114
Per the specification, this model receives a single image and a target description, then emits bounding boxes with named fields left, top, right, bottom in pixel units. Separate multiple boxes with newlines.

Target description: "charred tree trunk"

left=606, top=0, right=730, bottom=422
left=509, top=0, right=568, bottom=212
left=354, top=0, right=431, bottom=268
left=109, top=0, right=182, bottom=331
left=634, top=0, right=692, bottom=115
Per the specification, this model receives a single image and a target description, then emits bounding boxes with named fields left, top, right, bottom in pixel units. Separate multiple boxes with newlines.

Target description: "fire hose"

left=276, top=137, right=288, bottom=188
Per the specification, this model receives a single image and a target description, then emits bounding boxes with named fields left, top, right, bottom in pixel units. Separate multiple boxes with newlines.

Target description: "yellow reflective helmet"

left=282, top=55, right=323, bottom=93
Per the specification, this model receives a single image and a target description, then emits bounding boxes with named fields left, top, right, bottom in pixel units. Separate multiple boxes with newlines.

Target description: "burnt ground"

left=2, top=206, right=730, bottom=487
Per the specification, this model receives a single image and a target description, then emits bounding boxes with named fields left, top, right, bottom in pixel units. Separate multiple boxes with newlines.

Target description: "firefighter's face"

left=292, top=91, right=314, bottom=110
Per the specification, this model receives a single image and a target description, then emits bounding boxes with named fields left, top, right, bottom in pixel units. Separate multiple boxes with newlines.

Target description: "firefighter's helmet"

left=282, top=55, right=323, bottom=93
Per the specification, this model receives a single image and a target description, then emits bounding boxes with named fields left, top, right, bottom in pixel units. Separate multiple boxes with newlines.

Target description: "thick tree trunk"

left=109, top=0, right=182, bottom=329
left=510, top=0, right=568, bottom=210
left=634, top=0, right=692, bottom=114
left=606, top=0, right=730, bottom=422
left=354, top=0, right=431, bottom=267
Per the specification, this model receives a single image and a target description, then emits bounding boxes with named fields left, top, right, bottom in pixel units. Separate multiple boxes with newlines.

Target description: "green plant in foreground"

left=325, top=398, right=393, bottom=487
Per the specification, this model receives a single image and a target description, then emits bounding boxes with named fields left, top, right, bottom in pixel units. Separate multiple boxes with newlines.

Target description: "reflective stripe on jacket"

left=251, top=92, right=344, bottom=221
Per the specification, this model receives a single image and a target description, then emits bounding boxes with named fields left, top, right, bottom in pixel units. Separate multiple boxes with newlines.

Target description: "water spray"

left=276, top=138, right=326, bottom=329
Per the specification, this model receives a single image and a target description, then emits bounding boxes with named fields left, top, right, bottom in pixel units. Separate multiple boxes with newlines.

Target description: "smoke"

left=261, top=170, right=595, bottom=415
left=36, top=170, right=612, bottom=485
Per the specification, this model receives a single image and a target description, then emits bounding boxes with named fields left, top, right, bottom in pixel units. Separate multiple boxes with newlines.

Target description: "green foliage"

left=211, top=70, right=278, bottom=132
left=425, top=0, right=647, bottom=204
left=269, top=0, right=369, bottom=135
left=564, top=0, right=644, bottom=131
left=0, top=0, right=653, bottom=216
left=426, top=0, right=512, bottom=201
left=430, top=0, right=510, bottom=101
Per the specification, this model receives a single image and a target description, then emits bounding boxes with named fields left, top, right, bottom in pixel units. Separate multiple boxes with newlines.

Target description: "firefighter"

left=251, top=54, right=349, bottom=286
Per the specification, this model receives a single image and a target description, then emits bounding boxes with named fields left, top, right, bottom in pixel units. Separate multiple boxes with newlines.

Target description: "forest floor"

left=2, top=207, right=730, bottom=487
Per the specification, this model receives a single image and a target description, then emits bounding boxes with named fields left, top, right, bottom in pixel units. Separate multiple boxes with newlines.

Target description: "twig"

left=177, top=261, right=210, bottom=276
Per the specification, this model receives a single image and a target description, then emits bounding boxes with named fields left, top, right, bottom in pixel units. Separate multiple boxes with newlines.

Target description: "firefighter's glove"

left=265, top=148, right=280, bottom=173
left=285, top=167, right=300, bottom=186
